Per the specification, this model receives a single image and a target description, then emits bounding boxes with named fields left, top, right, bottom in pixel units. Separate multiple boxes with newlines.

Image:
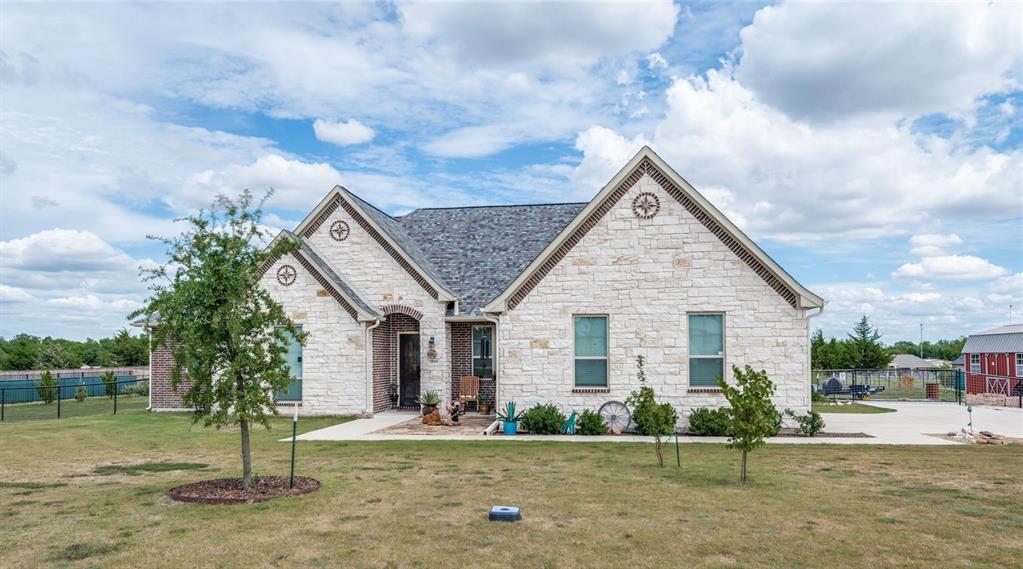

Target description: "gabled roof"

left=263, top=231, right=381, bottom=322
left=397, top=203, right=586, bottom=314
left=962, top=324, right=1023, bottom=354
left=483, top=146, right=825, bottom=312
left=294, top=186, right=457, bottom=302
left=890, top=353, right=937, bottom=369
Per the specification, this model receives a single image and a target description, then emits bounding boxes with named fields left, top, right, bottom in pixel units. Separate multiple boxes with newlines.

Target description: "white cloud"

left=399, top=1, right=679, bottom=68
left=313, top=118, right=375, bottom=146
left=0, top=284, right=34, bottom=303
left=893, top=255, right=1008, bottom=281
left=909, top=233, right=963, bottom=257
left=572, top=126, right=650, bottom=190
left=735, top=2, right=1021, bottom=121
left=178, top=154, right=342, bottom=211
left=0, top=229, right=137, bottom=272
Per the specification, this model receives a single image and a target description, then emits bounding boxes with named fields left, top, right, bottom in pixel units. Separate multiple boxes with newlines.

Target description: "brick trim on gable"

left=507, top=159, right=799, bottom=310
left=303, top=195, right=440, bottom=300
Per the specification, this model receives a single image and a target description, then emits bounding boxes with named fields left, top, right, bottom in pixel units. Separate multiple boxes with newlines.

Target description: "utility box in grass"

left=488, top=506, right=521, bottom=522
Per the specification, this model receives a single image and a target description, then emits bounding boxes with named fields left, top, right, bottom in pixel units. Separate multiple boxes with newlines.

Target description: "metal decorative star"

left=329, top=220, right=350, bottom=241
left=632, top=192, right=660, bottom=219
left=276, top=265, right=297, bottom=286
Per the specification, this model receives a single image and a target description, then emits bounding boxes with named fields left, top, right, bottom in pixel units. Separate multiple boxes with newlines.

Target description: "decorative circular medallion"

left=276, top=264, right=297, bottom=286
left=631, top=192, right=660, bottom=219
left=329, top=220, right=350, bottom=241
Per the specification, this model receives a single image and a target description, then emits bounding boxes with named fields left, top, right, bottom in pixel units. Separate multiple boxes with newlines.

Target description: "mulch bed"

left=167, top=476, right=319, bottom=505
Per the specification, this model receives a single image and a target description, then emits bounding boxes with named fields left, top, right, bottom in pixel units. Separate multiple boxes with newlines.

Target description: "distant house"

left=950, top=355, right=965, bottom=372
left=962, top=324, right=1023, bottom=395
left=889, top=353, right=938, bottom=370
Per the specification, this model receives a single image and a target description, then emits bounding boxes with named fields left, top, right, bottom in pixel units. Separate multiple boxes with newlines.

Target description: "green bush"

left=123, top=381, right=149, bottom=397
left=36, top=371, right=59, bottom=405
left=626, top=356, right=678, bottom=466
left=786, top=409, right=825, bottom=436
left=687, top=407, right=732, bottom=436
left=519, top=403, right=566, bottom=435
left=577, top=409, right=608, bottom=435
left=102, top=371, right=117, bottom=399
left=767, top=406, right=783, bottom=437
left=74, top=381, right=88, bottom=402
left=811, top=391, right=827, bottom=403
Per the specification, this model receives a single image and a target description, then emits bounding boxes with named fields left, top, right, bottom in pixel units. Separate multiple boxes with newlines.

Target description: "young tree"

left=37, top=370, right=59, bottom=405
left=626, top=355, right=678, bottom=467
left=847, top=315, right=888, bottom=369
left=132, top=190, right=305, bottom=489
left=102, top=371, right=118, bottom=399
left=716, top=365, right=777, bottom=483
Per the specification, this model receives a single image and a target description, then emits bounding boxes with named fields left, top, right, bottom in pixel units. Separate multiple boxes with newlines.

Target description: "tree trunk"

left=240, top=418, right=253, bottom=489
left=740, top=450, right=748, bottom=484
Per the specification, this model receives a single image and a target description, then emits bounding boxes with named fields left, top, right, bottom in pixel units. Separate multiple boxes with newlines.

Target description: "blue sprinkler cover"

left=488, top=505, right=521, bottom=522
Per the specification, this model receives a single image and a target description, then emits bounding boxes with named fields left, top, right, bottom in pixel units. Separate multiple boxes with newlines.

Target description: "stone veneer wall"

left=261, top=254, right=369, bottom=415
left=498, top=173, right=811, bottom=422
left=372, top=313, right=419, bottom=412
left=305, top=202, right=451, bottom=404
left=150, top=341, right=191, bottom=410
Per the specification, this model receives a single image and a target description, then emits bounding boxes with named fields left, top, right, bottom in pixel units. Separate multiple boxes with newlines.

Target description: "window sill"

left=686, top=388, right=723, bottom=394
left=572, top=387, right=610, bottom=394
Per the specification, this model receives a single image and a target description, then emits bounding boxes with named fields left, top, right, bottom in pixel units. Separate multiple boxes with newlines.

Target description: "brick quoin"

left=150, top=341, right=192, bottom=410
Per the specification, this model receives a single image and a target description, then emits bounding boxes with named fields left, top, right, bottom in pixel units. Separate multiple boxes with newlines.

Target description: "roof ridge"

left=408, top=201, right=588, bottom=212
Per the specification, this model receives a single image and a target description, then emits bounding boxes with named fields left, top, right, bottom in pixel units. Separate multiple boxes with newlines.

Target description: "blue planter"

left=503, top=421, right=518, bottom=436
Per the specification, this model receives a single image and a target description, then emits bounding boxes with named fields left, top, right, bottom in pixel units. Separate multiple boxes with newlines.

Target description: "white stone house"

left=147, top=147, right=825, bottom=419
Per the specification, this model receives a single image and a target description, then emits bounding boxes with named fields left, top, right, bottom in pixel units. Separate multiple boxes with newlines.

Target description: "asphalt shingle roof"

left=396, top=202, right=587, bottom=314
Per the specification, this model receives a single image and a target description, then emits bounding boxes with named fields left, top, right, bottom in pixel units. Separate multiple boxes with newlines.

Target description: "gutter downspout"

left=805, top=306, right=825, bottom=409
left=364, top=318, right=382, bottom=417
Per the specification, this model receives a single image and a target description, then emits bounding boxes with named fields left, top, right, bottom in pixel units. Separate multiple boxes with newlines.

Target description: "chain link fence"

left=812, top=368, right=964, bottom=403
left=0, top=377, right=149, bottom=422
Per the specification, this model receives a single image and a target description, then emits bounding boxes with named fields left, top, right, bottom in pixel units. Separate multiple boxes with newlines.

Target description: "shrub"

left=626, top=356, right=678, bottom=466
left=102, top=371, right=117, bottom=399
left=717, top=365, right=777, bottom=483
left=74, top=381, right=88, bottom=402
left=767, top=406, right=783, bottom=437
left=577, top=409, right=608, bottom=435
left=687, top=407, right=732, bottom=436
left=786, top=409, right=825, bottom=437
left=519, top=403, right=566, bottom=435
left=36, top=371, right=59, bottom=405
left=811, top=391, right=827, bottom=403
left=123, top=381, right=149, bottom=397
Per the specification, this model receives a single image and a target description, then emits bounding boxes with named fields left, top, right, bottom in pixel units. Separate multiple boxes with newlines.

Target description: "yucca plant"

left=417, top=390, right=441, bottom=406
left=496, top=401, right=522, bottom=423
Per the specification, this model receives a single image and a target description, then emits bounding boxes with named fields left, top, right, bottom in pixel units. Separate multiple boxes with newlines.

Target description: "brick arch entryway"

left=372, top=306, right=422, bottom=412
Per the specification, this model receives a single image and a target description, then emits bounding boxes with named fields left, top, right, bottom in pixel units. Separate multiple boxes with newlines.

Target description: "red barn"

left=962, top=324, right=1023, bottom=402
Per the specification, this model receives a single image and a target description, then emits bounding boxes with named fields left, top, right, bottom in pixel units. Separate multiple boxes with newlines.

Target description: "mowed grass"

left=1, top=412, right=1021, bottom=569
left=813, top=402, right=898, bottom=414
left=1, top=393, right=148, bottom=422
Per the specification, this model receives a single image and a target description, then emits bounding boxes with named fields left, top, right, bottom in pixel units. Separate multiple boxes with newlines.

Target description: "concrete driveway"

left=820, top=401, right=1022, bottom=444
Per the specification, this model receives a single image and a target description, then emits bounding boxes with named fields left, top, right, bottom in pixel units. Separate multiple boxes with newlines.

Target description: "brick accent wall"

left=372, top=313, right=420, bottom=412
left=450, top=322, right=496, bottom=406
left=150, top=341, right=192, bottom=411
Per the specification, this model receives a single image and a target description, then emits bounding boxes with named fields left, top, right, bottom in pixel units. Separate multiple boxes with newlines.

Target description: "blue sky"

left=1, top=1, right=1020, bottom=342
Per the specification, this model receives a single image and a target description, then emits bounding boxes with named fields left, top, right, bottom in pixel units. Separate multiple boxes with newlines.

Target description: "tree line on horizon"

left=0, top=329, right=149, bottom=371
left=812, top=315, right=966, bottom=370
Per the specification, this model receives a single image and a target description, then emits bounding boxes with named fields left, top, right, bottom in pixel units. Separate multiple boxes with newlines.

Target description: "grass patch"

left=1, top=411, right=1021, bottom=568
left=813, top=402, right=897, bottom=414
left=92, top=462, right=209, bottom=476
left=0, top=393, right=148, bottom=422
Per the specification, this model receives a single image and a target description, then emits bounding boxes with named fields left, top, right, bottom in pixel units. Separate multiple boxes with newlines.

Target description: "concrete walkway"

left=290, top=403, right=1022, bottom=445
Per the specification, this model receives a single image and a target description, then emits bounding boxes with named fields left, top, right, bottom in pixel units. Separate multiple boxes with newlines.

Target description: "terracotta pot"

left=421, top=404, right=437, bottom=416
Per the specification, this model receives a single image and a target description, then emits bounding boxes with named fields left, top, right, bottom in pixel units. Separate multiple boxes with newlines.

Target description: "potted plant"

left=478, top=384, right=494, bottom=415
left=388, top=381, right=398, bottom=407
left=497, top=401, right=522, bottom=435
left=417, top=390, right=441, bottom=416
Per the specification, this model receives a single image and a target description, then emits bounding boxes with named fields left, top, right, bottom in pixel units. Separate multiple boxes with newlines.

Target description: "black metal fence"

left=0, top=378, right=149, bottom=422
left=811, top=368, right=964, bottom=403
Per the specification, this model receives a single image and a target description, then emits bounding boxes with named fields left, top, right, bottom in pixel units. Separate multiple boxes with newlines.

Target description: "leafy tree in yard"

left=625, top=355, right=678, bottom=467
left=716, top=365, right=777, bottom=483
left=35, top=340, right=76, bottom=370
left=36, top=370, right=59, bottom=404
left=846, top=315, right=888, bottom=369
left=132, top=190, right=305, bottom=489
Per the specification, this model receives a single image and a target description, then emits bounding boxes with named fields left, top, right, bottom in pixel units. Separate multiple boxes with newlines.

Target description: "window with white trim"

left=574, top=316, right=608, bottom=387
left=1016, top=353, right=1022, bottom=377
left=970, top=354, right=980, bottom=373
left=689, top=314, right=724, bottom=387
left=277, top=325, right=303, bottom=401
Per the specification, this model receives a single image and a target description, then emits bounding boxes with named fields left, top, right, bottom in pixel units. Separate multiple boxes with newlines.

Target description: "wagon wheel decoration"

left=631, top=192, right=660, bottom=219
left=329, top=220, right=350, bottom=242
left=276, top=264, right=297, bottom=286
left=598, top=400, right=631, bottom=433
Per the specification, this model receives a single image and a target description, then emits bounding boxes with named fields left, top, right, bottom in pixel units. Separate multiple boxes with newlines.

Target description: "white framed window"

left=574, top=315, right=608, bottom=387
left=277, top=325, right=303, bottom=401
left=472, top=325, right=494, bottom=378
left=689, top=313, right=724, bottom=387
left=970, top=354, right=980, bottom=373
left=1016, top=354, right=1022, bottom=377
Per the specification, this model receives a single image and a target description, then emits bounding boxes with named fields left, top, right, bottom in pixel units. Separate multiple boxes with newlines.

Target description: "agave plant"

left=496, top=401, right=522, bottom=423
left=417, top=390, right=441, bottom=406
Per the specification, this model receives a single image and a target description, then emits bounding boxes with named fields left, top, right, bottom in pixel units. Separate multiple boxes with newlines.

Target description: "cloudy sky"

left=1, top=1, right=1020, bottom=342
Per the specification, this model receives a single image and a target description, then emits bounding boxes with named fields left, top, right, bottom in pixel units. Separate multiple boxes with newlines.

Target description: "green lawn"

left=1, top=411, right=1021, bottom=568
left=1, top=393, right=148, bottom=422
left=813, top=402, right=898, bottom=414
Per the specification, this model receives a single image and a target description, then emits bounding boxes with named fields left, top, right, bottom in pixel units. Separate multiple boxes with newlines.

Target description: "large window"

left=970, top=354, right=980, bottom=373
left=277, top=326, right=303, bottom=401
left=574, top=316, right=608, bottom=387
left=472, top=325, right=494, bottom=378
left=1016, top=354, right=1022, bottom=377
left=689, top=314, right=724, bottom=387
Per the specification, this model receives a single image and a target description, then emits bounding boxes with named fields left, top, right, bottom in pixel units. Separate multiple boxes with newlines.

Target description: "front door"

left=399, top=333, right=421, bottom=407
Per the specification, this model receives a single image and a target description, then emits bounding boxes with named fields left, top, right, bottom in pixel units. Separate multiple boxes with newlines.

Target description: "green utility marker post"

left=289, top=404, right=299, bottom=489
left=675, top=433, right=681, bottom=468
